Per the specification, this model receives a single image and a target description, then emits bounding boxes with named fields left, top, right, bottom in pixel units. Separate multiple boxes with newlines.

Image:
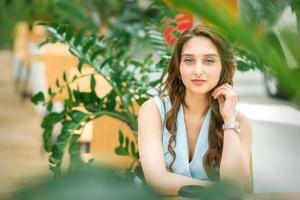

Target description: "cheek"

left=209, top=65, right=222, bottom=84
left=179, top=65, right=190, bottom=78
left=179, top=66, right=191, bottom=86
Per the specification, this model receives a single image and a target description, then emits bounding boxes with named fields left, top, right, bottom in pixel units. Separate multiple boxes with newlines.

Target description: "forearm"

left=220, top=129, right=251, bottom=190
left=148, top=172, right=213, bottom=196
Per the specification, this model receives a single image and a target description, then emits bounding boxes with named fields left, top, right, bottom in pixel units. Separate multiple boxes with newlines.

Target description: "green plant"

left=11, top=165, right=160, bottom=200
left=30, top=0, right=179, bottom=180
left=10, top=164, right=243, bottom=200
left=0, top=0, right=98, bottom=48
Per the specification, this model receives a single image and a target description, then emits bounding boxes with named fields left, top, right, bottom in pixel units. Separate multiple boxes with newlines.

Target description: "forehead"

left=181, top=36, right=219, bottom=56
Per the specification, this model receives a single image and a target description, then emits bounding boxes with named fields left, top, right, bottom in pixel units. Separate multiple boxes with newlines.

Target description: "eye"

left=184, top=58, right=194, bottom=64
left=203, top=58, right=215, bottom=64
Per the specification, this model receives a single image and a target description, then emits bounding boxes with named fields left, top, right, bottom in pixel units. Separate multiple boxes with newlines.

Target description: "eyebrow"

left=181, top=53, right=218, bottom=57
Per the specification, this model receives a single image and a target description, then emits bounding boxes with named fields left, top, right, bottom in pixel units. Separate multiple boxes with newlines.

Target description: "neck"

left=183, top=91, right=209, bottom=118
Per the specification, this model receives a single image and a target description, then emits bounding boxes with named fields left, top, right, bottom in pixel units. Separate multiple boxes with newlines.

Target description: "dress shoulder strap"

left=159, top=96, right=166, bottom=129
left=154, top=96, right=168, bottom=135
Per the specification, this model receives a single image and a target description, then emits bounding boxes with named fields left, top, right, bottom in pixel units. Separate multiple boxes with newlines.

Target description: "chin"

left=189, top=87, right=210, bottom=95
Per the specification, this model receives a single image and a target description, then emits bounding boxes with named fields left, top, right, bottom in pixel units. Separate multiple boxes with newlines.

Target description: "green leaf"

left=84, top=103, right=100, bottom=112
left=115, top=48, right=126, bottom=58
left=69, top=47, right=81, bottom=57
left=63, top=70, right=67, bottom=82
left=100, top=56, right=113, bottom=69
left=74, top=91, right=91, bottom=104
left=169, top=21, right=177, bottom=27
left=69, top=110, right=89, bottom=123
left=82, top=37, right=96, bottom=54
left=69, top=133, right=80, bottom=144
left=43, top=128, right=53, bottom=152
left=72, top=74, right=77, bottom=81
left=91, top=49, right=103, bottom=61
left=90, top=90, right=98, bottom=104
left=130, top=141, right=136, bottom=156
left=56, top=78, right=60, bottom=87
left=149, top=78, right=161, bottom=87
left=46, top=102, right=53, bottom=112
left=49, top=165, right=61, bottom=178
left=118, top=130, right=124, bottom=146
left=77, top=60, right=84, bottom=72
left=39, top=38, right=50, bottom=48
left=129, top=60, right=142, bottom=66
left=61, top=120, right=79, bottom=132
left=65, top=99, right=75, bottom=108
left=49, top=155, right=61, bottom=165
left=31, top=92, right=45, bottom=105
left=41, top=112, right=65, bottom=128
left=56, top=131, right=71, bottom=151
left=136, top=97, right=148, bottom=106
left=172, top=30, right=181, bottom=38
left=97, top=98, right=103, bottom=109
left=123, top=94, right=132, bottom=106
left=57, top=25, right=66, bottom=35
left=69, top=134, right=81, bottom=157
left=105, top=90, right=116, bottom=110
left=65, top=26, right=73, bottom=42
left=125, top=137, right=129, bottom=153
left=74, top=29, right=85, bottom=46
left=90, top=75, right=96, bottom=91
left=48, top=88, right=55, bottom=97
left=49, top=144, right=64, bottom=170
left=67, top=85, right=73, bottom=102
left=143, top=54, right=153, bottom=66
left=115, top=147, right=129, bottom=156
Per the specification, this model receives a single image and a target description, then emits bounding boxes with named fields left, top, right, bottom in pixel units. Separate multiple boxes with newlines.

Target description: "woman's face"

left=179, top=36, right=222, bottom=96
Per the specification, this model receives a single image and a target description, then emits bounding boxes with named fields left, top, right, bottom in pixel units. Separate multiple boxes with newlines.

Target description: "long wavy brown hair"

left=162, top=25, right=236, bottom=181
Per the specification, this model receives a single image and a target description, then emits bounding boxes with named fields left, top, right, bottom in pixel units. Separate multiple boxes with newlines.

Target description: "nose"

left=194, top=61, right=204, bottom=76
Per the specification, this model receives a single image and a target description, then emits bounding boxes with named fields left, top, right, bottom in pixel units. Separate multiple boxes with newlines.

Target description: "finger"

left=217, top=95, right=224, bottom=105
left=213, top=87, right=234, bottom=99
left=214, top=85, right=237, bottom=98
left=212, top=83, right=234, bottom=96
left=223, top=83, right=235, bottom=92
left=212, top=85, right=225, bottom=96
left=225, top=83, right=233, bottom=88
left=214, top=88, right=232, bottom=99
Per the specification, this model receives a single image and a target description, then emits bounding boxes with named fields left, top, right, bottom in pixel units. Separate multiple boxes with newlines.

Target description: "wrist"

left=222, top=121, right=241, bottom=133
left=223, top=118, right=236, bottom=123
left=223, top=112, right=238, bottom=123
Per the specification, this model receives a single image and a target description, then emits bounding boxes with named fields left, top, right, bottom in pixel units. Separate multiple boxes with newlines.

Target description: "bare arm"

left=220, top=112, right=253, bottom=192
left=138, top=98, right=213, bottom=196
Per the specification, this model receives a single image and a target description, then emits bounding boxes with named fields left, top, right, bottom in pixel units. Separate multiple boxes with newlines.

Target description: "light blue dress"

left=154, top=96, right=211, bottom=180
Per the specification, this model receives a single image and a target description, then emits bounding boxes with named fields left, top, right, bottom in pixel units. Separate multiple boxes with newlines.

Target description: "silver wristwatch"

left=222, top=121, right=241, bottom=133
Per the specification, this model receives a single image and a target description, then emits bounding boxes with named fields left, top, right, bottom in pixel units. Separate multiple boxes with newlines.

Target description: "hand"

left=211, top=83, right=239, bottom=122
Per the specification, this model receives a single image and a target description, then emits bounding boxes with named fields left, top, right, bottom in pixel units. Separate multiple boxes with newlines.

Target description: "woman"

left=138, top=25, right=253, bottom=196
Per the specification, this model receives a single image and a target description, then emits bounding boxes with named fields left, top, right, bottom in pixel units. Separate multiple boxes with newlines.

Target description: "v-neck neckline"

left=181, top=104, right=210, bottom=165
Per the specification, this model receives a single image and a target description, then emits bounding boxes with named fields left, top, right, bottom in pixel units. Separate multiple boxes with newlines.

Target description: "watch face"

left=222, top=122, right=241, bottom=133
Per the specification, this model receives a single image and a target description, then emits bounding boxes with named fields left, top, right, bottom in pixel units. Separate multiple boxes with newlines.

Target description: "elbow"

left=144, top=173, right=177, bottom=196
left=241, top=170, right=253, bottom=193
left=220, top=156, right=252, bottom=192
left=220, top=165, right=252, bottom=193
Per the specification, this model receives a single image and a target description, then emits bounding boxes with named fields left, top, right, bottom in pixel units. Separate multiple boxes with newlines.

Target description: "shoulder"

left=138, top=97, right=163, bottom=139
left=139, top=96, right=168, bottom=116
left=138, top=97, right=161, bottom=122
left=139, top=97, right=158, bottom=114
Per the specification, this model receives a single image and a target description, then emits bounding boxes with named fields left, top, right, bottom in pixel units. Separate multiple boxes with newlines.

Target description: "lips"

left=191, top=79, right=206, bottom=85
